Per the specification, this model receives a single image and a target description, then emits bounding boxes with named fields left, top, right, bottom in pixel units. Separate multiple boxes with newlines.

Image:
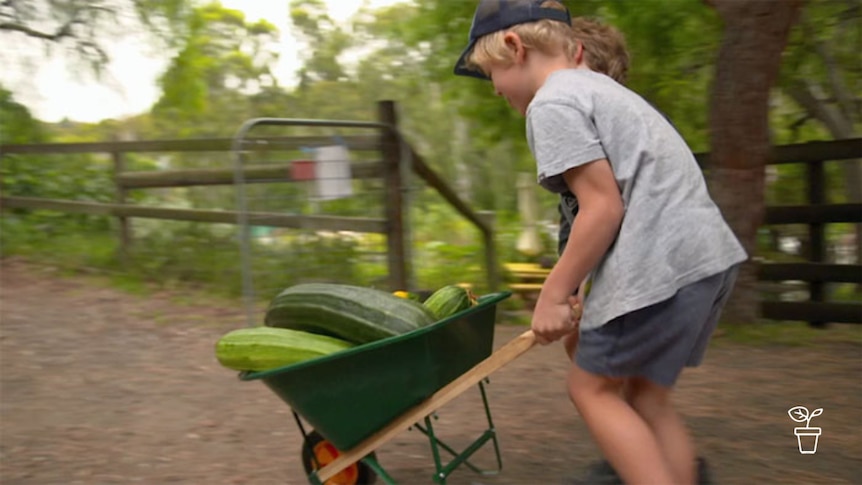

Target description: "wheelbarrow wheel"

left=301, top=430, right=377, bottom=485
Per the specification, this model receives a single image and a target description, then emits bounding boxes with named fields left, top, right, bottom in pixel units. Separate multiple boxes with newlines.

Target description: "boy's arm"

left=532, top=158, right=623, bottom=344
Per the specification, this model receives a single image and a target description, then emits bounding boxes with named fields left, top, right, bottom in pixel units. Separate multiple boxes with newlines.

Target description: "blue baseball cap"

left=453, top=0, right=572, bottom=80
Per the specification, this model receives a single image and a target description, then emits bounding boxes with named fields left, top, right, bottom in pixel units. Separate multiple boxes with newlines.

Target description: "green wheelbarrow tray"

left=240, top=291, right=512, bottom=452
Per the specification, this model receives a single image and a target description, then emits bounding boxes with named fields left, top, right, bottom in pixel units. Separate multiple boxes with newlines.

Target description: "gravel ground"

left=1, top=259, right=860, bottom=484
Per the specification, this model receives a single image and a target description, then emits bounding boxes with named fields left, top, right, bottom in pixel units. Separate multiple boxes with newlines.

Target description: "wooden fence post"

left=112, top=147, right=132, bottom=264
left=807, top=159, right=826, bottom=328
left=378, top=100, right=408, bottom=291
left=479, top=210, right=500, bottom=292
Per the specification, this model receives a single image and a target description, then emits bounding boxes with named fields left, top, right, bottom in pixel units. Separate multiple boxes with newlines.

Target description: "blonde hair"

left=467, top=1, right=629, bottom=85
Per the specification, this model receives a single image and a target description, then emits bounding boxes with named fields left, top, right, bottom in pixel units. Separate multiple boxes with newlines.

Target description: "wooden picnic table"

left=503, top=262, right=549, bottom=299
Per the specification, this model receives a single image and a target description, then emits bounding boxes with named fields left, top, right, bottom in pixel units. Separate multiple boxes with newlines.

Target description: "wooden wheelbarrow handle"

left=316, top=329, right=537, bottom=482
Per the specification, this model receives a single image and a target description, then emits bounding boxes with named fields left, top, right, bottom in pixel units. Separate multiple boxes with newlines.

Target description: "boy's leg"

left=624, top=377, right=696, bottom=485
left=568, top=365, right=676, bottom=485
left=572, top=266, right=740, bottom=484
left=619, top=265, right=739, bottom=484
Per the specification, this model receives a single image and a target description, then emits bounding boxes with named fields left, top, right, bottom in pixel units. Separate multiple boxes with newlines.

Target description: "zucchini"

left=215, top=326, right=354, bottom=371
left=265, top=283, right=436, bottom=344
left=423, top=285, right=477, bottom=320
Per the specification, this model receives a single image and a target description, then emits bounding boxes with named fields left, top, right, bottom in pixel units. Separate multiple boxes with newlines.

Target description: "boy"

left=454, top=1, right=748, bottom=484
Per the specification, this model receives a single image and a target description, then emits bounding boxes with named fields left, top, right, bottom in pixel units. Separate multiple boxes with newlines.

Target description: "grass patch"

left=107, top=273, right=155, bottom=296
left=714, top=321, right=862, bottom=347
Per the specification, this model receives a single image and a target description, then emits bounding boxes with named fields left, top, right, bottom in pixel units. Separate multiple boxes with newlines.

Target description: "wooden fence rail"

left=765, top=204, right=862, bottom=224
left=757, top=263, right=862, bottom=283
left=761, top=302, right=861, bottom=324
left=0, top=135, right=382, bottom=154
left=115, top=162, right=384, bottom=189
left=0, top=196, right=386, bottom=233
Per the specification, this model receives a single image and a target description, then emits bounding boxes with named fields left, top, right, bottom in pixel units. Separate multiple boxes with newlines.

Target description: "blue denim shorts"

left=575, top=265, right=740, bottom=387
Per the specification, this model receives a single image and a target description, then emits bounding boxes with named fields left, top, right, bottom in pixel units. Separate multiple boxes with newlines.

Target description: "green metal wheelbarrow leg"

left=477, top=378, right=504, bottom=472
left=416, top=380, right=503, bottom=484
left=360, top=455, right=398, bottom=484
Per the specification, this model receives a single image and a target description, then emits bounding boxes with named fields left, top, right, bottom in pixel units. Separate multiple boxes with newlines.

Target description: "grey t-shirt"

left=526, top=69, right=747, bottom=330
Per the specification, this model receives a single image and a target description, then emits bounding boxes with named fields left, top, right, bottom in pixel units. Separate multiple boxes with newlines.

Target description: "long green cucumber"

left=264, top=283, right=436, bottom=344
left=215, top=326, right=354, bottom=371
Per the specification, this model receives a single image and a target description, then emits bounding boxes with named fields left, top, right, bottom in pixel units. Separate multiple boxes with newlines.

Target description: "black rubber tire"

left=301, top=430, right=377, bottom=485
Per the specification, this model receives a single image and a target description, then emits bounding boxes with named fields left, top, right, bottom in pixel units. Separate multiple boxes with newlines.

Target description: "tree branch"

left=0, top=20, right=75, bottom=41
left=800, top=14, right=858, bottom=125
left=785, top=79, right=853, bottom=138
left=77, top=39, right=109, bottom=65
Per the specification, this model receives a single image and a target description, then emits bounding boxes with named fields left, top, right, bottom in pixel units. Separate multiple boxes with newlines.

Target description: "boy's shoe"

left=696, top=457, right=713, bottom=485
left=561, top=457, right=712, bottom=485
left=583, top=460, right=623, bottom=484
left=560, top=460, right=622, bottom=485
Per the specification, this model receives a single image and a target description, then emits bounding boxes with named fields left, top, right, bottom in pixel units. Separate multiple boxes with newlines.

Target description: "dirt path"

left=1, top=259, right=860, bottom=484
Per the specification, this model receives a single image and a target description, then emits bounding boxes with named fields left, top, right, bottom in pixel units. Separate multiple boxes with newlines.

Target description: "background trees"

left=0, top=0, right=191, bottom=72
left=151, top=2, right=281, bottom=138
left=2, top=0, right=858, bottom=318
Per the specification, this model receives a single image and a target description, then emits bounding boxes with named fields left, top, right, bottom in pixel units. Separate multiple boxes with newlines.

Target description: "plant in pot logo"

left=787, top=406, right=823, bottom=454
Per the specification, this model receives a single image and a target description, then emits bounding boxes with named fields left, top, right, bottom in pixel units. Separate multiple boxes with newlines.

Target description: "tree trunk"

left=705, top=0, right=803, bottom=324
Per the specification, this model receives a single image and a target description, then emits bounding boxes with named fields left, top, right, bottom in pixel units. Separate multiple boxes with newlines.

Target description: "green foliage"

left=291, top=0, right=353, bottom=84
left=0, top=219, right=118, bottom=267
left=414, top=240, right=485, bottom=292
left=152, top=2, right=280, bottom=137
left=130, top=225, right=356, bottom=298
left=1, top=122, right=117, bottom=234
left=0, top=87, right=46, bottom=144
